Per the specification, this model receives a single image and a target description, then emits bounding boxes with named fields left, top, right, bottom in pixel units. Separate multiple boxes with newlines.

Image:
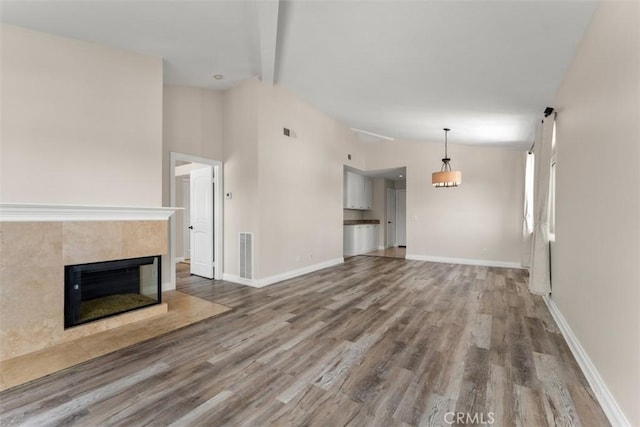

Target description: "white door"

left=396, top=190, right=407, bottom=247
left=190, top=166, right=214, bottom=278
left=386, top=188, right=396, bottom=247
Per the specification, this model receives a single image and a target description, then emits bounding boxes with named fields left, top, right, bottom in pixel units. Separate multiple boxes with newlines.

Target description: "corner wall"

left=552, top=1, right=640, bottom=424
left=256, top=83, right=364, bottom=279
left=162, top=84, right=224, bottom=205
left=364, top=140, right=525, bottom=266
left=0, top=25, right=163, bottom=206
left=222, top=79, right=261, bottom=277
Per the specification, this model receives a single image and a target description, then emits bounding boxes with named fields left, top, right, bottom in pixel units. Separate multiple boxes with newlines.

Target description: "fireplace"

left=64, top=255, right=161, bottom=328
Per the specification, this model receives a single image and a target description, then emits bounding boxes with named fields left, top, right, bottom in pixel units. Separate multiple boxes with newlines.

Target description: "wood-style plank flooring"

left=0, top=257, right=609, bottom=426
left=362, top=247, right=406, bottom=259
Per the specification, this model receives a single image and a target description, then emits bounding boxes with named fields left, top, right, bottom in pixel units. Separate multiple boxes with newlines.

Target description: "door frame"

left=396, top=190, right=407, bottom=247
left=386, top=188, right=396, bottom=248
left=170, top=152, right=223, bottom=283
left=182, top=177, right=191, bottom=260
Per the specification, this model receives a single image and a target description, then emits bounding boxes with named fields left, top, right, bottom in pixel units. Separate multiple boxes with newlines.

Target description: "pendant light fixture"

left=432, top=128, right=462, bottom=188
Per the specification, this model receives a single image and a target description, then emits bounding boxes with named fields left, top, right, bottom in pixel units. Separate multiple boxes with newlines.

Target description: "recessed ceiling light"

left=213, top=74, right=224, bottom=80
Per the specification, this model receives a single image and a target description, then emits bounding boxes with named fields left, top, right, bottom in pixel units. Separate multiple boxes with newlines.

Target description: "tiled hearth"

left=0, top=204, right=175, bottom=361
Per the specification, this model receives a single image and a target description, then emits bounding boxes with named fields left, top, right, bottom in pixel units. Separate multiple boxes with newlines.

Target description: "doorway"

left=345, top=167, right=406, bottom=260
left=396, top=190, right=407, bottom=247
left=170, top=153, right=223, bottom=283
left=386, top=188, right=396, bottom=247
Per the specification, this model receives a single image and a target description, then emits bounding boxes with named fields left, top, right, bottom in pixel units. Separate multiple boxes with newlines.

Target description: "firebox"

left=64, top=255, right=161, bottom=328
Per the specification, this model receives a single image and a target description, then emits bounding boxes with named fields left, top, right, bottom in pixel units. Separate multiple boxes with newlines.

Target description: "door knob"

left=188, top=226, right=193, bottom=229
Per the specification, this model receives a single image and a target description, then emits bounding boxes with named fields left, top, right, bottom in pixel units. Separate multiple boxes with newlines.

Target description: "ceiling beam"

left=258, top=0, right=280, bottom=85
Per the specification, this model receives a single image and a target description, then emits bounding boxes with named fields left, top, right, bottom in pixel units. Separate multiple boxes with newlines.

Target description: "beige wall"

left=180, top=78, right=365, bottom=279
left=222, top=79, right=261, bottom=277
left=162, top=85, right=224, bottom=205
left=552, top=1, right=639, bottom=424
left=167, top=77, right=522, bottom=274
left=364, top=140, right=524, bottom=264
left=343, top=209, right=365, bottom=221
left=0, top=25, right=163, bottom=206
left=256, top=83, right=364, bottom=278
left=394, top=179, right=407, bottom=190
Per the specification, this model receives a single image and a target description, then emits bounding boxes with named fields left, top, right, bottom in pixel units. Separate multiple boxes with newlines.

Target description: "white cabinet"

left=344, top=171, right=372, bottom=210
left=344, top=224, right=379, bottom=256
left=343, top=225, right=356, bottom=255
left=363, top=179, right=373, bottom=210
left=371, top=224, right=379, bottom=250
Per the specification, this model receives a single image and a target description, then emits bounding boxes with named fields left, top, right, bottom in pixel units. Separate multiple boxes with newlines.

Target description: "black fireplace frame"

left=64, top=255, right=162, bottom=328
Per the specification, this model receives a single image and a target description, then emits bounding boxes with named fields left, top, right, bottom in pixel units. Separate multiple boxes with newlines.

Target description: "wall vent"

left=239, top=232, right=253, bottom=280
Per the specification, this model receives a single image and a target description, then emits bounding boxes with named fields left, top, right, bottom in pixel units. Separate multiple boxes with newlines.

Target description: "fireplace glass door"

left=64, top=255, right=161, bottom=328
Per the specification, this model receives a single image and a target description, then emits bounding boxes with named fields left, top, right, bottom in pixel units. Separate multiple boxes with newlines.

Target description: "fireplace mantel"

left=0, top=203, right=176, bottom=361
left=0, top=203, right=179, bottom=222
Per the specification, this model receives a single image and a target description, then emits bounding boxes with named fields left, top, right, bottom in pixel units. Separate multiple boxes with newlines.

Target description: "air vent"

left=239, top=232, right=253, bottom=280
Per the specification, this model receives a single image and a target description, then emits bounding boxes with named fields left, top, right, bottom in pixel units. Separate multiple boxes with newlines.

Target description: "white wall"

left=364, top=140, right=524, bottom=265
left=162, top=85, right=224, bottom=205
left=0, top=25, right=163, bottom=206
left=179, top=78, right=366, bottom=280
left=552, top=1, right=639, bottom=424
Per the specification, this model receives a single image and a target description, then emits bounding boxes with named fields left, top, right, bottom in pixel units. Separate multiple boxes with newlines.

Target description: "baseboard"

left=221, top=274, right=257, bottom=287
left=405, top=254, right=522, bottom=269
left=175, top=257, right=185, bottom=263
left=258, top=257, right=344, bottom=287
left=378, top=246, right=385, bottom=250
left=543, top=296, right=631, bottom=427
left=223, top=257, right=345, bottom=288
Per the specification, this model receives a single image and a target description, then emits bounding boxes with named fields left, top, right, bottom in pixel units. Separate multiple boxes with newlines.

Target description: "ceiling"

left=0, top=0, right=597, bottom=150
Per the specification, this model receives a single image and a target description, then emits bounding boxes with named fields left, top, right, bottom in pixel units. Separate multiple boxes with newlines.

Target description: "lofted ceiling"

left=0, top=0, right=597, bottom=150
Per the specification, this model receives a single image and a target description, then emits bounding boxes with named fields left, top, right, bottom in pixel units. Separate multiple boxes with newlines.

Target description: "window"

left=524, top=152, right=535, bottom=234
left=548, top=120, right=557, bottom=239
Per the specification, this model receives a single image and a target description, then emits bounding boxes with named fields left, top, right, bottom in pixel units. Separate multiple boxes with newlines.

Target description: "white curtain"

left=521, top=151, right=535, bottom=268
left=529, top=116, right=555, bottom=295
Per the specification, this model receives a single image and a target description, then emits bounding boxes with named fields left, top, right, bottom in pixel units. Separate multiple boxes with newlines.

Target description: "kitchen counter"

left=343, top=219, right=380, bottom=225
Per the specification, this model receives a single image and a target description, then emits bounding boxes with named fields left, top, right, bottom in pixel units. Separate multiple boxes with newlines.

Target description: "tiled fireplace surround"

left=0, top=205, right=174, bottom=361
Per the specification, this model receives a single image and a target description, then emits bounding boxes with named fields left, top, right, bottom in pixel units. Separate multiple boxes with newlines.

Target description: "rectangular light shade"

left=432, top=170, right=462, bottom=187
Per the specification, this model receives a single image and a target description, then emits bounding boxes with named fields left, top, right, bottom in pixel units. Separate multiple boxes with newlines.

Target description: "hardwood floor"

left=362, top=247, right=406, bottom=259
left=0, top=257, right=609, bottom=426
